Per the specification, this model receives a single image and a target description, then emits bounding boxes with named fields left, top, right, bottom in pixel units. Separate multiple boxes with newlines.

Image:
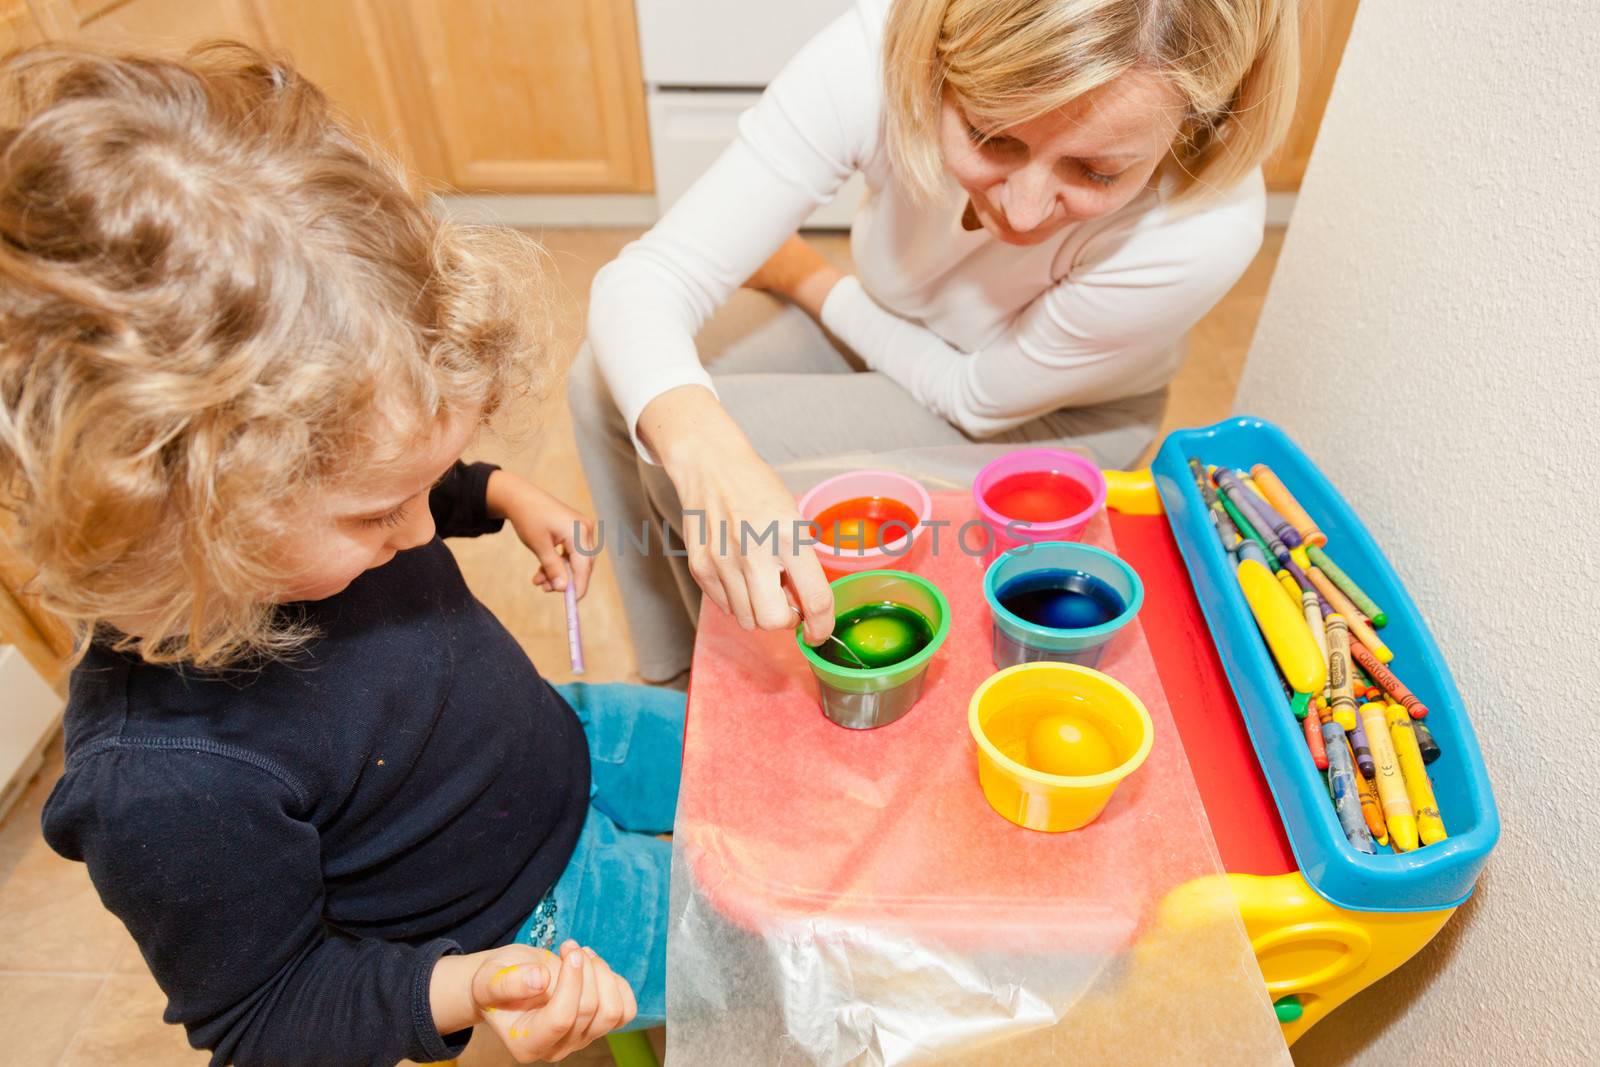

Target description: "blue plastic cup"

left=982, top=542, right=1144, bottom=669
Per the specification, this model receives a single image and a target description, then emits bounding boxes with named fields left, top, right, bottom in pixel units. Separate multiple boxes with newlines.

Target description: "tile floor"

left=0, top=225, right=1282, bottom=1066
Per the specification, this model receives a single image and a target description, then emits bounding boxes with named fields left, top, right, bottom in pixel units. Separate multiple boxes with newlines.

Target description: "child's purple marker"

left=563, top=558, right=585, bottom=675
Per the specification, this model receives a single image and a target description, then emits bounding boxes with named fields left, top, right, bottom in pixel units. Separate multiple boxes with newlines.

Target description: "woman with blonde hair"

left=571, top=0, right=1299, bottom=681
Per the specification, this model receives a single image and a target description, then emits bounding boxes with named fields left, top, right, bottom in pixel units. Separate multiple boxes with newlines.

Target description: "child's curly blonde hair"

left=0, top=42, right=549, bottom=668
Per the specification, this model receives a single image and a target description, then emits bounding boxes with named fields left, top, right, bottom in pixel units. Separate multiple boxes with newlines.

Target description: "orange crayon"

left=1308, top=566, right=1391, bottom=661
left=1250, top=464, right=1326, bottom=547
left=1350, top=736, right=1389, bottom=844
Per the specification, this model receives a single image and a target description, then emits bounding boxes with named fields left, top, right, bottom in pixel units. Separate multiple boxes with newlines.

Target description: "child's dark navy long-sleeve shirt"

left=41, top=462, right=591, bottom=1066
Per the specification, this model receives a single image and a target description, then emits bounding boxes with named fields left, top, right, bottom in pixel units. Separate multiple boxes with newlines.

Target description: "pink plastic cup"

left=797, top=470, right=933, bottom=579
left=972, top=449, right=1106, bottom=562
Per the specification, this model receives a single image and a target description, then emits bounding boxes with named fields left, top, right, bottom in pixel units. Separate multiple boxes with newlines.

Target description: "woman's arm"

left=770, top=176, right=1268, bottom=437
left=586, top=3, right=884, bottom=641
left=587, top=3, right=881, bottom=460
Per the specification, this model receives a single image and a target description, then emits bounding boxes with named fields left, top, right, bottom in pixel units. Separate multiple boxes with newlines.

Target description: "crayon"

left=1291, top=690, right=1312, bottom=721
left=1351, top=737, right=1389, bottom=844
left=1220, top=494, right=1279, bottom=572
left=1236, top=538, right=1271, bottom=569
left=1324, top=613, right=1359, bottom=731
left=1321, top=708, right=1375, bottom=853
left=1276, top=568, right=1305, bottom=612
left=1360, top=700, right=1418, bottom=851
left=563, top=559, right=585, bottom=675
left=1350, top=639, right=1431, bottom=720
left=1414, top=720, right=1442, bottom=764
left=1303, top=706, right=1328, bottom=769
left=1305, top=591, right=1329, bottom=659
left=1236, top=470, right=1305, bottom=549
left=1279, top=553, right=1334, bottom=615
left=1189, top=459, right=1242, bottom=552
left=1238, top=558, right=1328, bottom=693
left=1217, top=469, right=1293, bottom=559
left=1307, top=546, right=1387, bottom=627
left=1250, top=464, right=1327, bottom=547
left=1307, top=566, right=1391, bottom=661
left=1387, top=702, right=1447, bottom=845
left=1348, top=710, right=1376, bottom=779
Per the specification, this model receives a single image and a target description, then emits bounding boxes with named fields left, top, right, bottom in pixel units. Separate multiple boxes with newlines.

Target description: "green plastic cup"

left=796, top=570, right=952, bottom=730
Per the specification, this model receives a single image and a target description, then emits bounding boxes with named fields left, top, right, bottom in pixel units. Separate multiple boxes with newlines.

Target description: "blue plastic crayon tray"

left=1152, top=417, right=1499, bottom=913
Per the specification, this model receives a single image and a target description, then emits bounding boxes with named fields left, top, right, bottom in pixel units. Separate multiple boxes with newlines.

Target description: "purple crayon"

left=1238, top=471, right=1304, bottom=549
left=563, top=558, right=585, bottom=675
left=1217, top=469, right=1293, bottom=562
left=1348, top=710, right=1376, bottom=779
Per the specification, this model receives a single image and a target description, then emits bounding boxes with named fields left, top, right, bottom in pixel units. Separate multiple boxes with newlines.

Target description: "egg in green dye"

left=821, top=601, right=934, bottom=669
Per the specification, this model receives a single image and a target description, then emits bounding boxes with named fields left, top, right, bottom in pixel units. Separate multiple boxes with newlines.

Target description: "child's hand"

left=471, top=941, right=638, bottom=1063
left=487, top=471, right=597, bottom=599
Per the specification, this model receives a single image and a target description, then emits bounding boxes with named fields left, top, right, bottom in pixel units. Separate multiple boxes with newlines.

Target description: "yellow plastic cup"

left=968, top=662, right=1155, bottom=832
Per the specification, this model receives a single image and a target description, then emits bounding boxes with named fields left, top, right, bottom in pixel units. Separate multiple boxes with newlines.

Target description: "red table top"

left=677, top=494, right=1295, bottom=952
left=1105, top=509, right=1295, bottom=876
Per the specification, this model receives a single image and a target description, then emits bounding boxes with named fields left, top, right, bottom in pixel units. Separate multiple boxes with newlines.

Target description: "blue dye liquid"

left=997, top=568, right=1126, bottom=630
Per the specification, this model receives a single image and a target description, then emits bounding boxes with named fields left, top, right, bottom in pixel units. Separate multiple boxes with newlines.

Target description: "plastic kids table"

left=668, top=420, right=1497, bottom=1062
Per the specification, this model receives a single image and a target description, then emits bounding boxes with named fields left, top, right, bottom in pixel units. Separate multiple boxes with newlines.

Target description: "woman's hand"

left=432, top=940, right=637, bottom=1063
left=487, top=470, right=597, bottom=598
left=744, top=234, right=846, bottom=319
left=637, top=386, right=835, bottom=646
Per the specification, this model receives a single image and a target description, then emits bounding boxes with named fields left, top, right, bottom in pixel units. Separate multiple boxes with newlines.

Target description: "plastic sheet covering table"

left=665, top=489, right=1290, bottom=1065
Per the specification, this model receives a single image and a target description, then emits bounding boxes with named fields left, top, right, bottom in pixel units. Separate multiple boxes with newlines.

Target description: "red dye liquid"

left=813, top=496, right=920, bottom=550
left=983, top=470, right=1093, bottom=524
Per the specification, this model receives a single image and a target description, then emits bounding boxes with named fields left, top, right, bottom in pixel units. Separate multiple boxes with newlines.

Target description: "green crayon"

left=1307, top=546, right=1387, bottom=627
left=1221, top=495, right=1279, bottom=572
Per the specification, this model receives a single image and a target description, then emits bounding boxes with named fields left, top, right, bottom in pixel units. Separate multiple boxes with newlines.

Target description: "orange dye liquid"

left=813, top=496, right=920, bottom=550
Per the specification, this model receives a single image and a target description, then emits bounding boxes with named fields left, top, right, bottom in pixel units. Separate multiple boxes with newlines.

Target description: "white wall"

left=1237, top=2, right=1599, bottom=1062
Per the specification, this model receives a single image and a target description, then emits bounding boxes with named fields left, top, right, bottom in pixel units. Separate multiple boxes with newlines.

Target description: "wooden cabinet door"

left=370, top=0, right=653, bottom=193
left=248, top=1, right=420, bottom=171
left=1, top=1, right=48, bottom=50
left=29, top=0, right=265, bottom=51
left=1265, top=0, right=1360, bottom=191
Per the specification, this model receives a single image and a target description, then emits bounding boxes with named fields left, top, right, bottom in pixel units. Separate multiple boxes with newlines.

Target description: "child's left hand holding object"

left=432, top=940, right=638, bottom=1062
left=487, top=470, right=597, bottom=599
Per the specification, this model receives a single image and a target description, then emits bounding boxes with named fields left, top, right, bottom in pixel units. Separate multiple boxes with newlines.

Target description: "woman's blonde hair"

left=0, top=43, right=549, bottom=668
left=884, top=0, right=1300, bottom=203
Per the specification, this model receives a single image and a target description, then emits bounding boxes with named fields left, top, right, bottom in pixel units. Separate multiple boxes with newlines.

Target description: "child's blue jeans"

left=514, top=681, right=684, bottom=1031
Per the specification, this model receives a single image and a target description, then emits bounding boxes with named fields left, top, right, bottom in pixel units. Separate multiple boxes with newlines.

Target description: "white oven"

left=636, top=0, right=865, bottom=228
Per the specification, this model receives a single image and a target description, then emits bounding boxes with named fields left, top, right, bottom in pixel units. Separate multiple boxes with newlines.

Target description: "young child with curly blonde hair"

left=0, top=43, right=678, bottom=1065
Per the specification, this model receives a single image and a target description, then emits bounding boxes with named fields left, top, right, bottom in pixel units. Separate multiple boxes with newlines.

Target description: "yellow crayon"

left=1307, top=566, right=1392, bottom=662
left=1275, top=569, right=1303, bottom=613
left=1349, top=735, right=1389, bottom=844
left=1302, top=589, right=1331, bottom=701
left=1360, top=700, right=1418, bottom=851
left=1324, top=614, right=1359, bottom=731
left=1386, top=702, right=1447, bottom=845
left=1238, top=558, right=1327, bottom=694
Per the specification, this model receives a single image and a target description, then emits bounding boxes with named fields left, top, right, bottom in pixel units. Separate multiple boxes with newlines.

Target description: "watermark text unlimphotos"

left=571, top=514, right=1040, bottom=559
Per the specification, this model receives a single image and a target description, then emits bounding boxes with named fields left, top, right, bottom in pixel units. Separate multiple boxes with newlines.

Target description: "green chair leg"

left=605, top=1030, right=660, bottom=1067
